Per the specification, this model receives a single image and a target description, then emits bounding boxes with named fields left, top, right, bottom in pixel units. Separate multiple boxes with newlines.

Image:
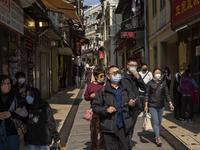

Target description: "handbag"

left=143, top=113, right=153, bottom=131
left=82, top=108, right=93, bottom=121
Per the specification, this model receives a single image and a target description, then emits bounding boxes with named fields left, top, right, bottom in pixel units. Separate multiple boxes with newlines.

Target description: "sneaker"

left=138, top=112, right=145, bottom=118
left=156, top=138, right=162, bottom=147
left=188, top=119, right=193, bottom=124
left=181, top=119, right=187, bottom=123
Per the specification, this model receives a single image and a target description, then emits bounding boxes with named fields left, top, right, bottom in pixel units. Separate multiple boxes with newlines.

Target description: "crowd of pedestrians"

left=84, top=58, right=199, bottom=150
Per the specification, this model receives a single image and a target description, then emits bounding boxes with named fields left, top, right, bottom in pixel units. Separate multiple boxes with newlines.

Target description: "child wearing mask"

left=25, top=88, right=60, bottom=150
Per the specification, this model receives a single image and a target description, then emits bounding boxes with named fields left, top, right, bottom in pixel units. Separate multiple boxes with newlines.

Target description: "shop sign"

left=121, top=32, right=135, bottom=38
left=172, top=0, right=200, bottom=28
left=196, top=46, right=200, bottom=56
left=0, top=0, right=24, bottom=35
left=99, top=51, right=104, bottom=59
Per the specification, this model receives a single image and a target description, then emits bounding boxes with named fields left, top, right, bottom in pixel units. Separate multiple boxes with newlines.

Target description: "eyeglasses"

left=99, top=75, right=105, bottom=78
left=129, top=64, right=137, bottom=67
left=1, top=82, right=11, bottom=86
left=109, top=71, right=121, bottom=75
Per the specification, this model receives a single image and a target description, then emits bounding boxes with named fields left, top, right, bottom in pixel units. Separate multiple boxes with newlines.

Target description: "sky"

left=83, top=0, right=100, bottom=6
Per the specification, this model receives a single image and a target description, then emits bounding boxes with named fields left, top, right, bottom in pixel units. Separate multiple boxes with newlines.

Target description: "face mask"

left=154, top=74, right=161, bottom=80
left=111, top=74, right=122, bottom=83
left=97, top=80, right=104, bottom=84
left=18, top=78, right=25, bottom=84
left=129, top=67, right=137, bottom=72
left=142, top=69, right=148, bottom=72
left=26, top=96, right=34, bottom=104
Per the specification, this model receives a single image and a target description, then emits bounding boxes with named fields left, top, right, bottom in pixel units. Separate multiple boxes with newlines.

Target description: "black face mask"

left=142, top=69, right=148, bottom=72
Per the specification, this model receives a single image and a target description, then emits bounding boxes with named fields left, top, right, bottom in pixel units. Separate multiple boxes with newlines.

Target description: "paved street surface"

left=65, top=85, right=174, bottom=150
left=35, top=83, right=200, bottom=150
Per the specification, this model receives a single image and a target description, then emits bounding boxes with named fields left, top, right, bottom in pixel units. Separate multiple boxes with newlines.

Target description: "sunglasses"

left=99, top=75, right=105, bottom=78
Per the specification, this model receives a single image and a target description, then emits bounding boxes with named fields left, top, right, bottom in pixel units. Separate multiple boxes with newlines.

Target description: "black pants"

left=129, top=110, right=139, bottom=145
left=181, top=96, right=194, bottom=120
left=174, top=92, right=182, bottom=118
left=139, top=91, right=145, bottom=112
left=102, top=126, right=130, bottom=150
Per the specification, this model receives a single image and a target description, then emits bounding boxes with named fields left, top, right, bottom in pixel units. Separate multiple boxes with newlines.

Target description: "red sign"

left=74, top=41, right=81, bottom=56
left=25, top=39, right=32, bottom=49
left=99, top=51, right=104, bottom=59
left=172, top=0, right=200, bottom=28
left=121, top=32, right=135, bottom=38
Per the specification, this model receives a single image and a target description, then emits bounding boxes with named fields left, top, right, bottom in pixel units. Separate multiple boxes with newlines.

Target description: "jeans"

left=181, top=96, right=194, bottom=120
left=0, top=121, right=11, bottom=150
left=149, top=107, right=165, bottom=139
left=28, top=145, right=50, bottom=150
left=7, top=135, right=20, bottom=150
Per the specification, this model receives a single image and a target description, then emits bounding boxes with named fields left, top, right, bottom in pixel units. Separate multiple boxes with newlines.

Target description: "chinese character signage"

left=99, top=51, right=104, bottom=59
left=172, top=0, right=200, bottom=29
left=0, top=0, right=24, bottom=35
left=121, top=32, right=135, bottom=38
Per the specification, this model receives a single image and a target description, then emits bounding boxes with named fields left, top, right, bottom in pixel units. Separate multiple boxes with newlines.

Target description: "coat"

left=145, top=80, right=171, bottom=108
left=92, top=79, right=135, bottom=133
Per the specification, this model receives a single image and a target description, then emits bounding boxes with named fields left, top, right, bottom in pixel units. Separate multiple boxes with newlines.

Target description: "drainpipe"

left=144, top=0, right=149, bottom=65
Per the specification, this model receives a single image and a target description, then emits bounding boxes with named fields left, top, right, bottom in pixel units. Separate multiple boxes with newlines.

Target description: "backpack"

left=181, top=76, right=193, bottom=96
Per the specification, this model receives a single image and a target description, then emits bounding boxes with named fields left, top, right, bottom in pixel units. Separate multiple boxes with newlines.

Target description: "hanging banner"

left=171, top=0, right=200, bottom=29
left=74, top=41, right=81, bottom=56
left=99, top=51, right=104, bottom=59
left=0, top=0, right=24, bottom=35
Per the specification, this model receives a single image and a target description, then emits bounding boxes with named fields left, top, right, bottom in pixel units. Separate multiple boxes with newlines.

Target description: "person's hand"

left=0, top=111, right=11, bottom=120
left=16, top=108, right=22, bottom=112
left=131, top=70, right=140, bottom=79
left=57, top=140, right=60, bottom=144
left=129, top=99, right=135, bottom=107
left=170, top=105, right=174, bottom=111
left=19, top=88, right=26, bottom=94
left=107, top=106, right=117, bottom=114
left=144, top=106, right=148, bottom=113
left=90, top=93, right=95, bottom=99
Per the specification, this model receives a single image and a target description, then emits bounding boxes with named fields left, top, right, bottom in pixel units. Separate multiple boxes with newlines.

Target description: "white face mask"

left=154, top=74, right=161, bottom=80
left=18, top=78, right=25, bottom=84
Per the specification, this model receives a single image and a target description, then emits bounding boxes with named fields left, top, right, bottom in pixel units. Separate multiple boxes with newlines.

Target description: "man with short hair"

left=138, top=63, right=153, bottom=117
left=92, top=66, right=136, bottom=150
left=123, top=58, right=147, bottom=146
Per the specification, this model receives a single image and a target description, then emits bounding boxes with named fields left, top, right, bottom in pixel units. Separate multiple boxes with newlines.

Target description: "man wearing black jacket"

left=92, top=66, right=136, bottom=150
left=123, top=58, right=147, bottom=146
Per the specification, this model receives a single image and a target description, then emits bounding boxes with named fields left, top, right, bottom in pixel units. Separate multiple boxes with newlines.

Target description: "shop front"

left=0, top=0, right=24, bottom=82
left=172, top=0, right=200, bottom=112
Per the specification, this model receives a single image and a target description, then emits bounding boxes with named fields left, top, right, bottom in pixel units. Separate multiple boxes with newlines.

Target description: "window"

left=160, top=0, right=165, bottom=10
left=152, top=0, right=157, bottom=17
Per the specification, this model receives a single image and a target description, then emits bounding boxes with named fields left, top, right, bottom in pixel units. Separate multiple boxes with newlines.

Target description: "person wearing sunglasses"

left=84, top=68, right=105, bottom=150
left=123, top=57, right=147, bottom=147
left=92, top=65, right=136, bottom=150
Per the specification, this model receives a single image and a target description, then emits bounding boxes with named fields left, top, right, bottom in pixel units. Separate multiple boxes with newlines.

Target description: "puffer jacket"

left=145, top=80, right=171, bottom=108
left=92, top=79, right=135, bottom=133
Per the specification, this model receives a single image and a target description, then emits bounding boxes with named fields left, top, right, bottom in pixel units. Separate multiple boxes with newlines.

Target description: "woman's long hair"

left=0, top=74, right=15, bottom=96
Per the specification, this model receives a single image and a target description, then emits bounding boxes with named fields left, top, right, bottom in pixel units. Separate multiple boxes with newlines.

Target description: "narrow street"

left=48, top=82, right=189, bottom=150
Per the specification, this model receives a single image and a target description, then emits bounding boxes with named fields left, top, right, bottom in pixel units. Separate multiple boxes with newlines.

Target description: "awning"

left=41, top=0, right=83, bottom=27
left=58, top=47, right=73, bottom=55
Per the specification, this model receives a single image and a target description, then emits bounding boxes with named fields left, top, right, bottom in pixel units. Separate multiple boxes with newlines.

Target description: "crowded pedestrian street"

left=1, top=0, right=200, bottom=150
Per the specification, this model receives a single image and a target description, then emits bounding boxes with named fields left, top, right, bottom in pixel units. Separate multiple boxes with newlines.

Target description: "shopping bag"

left=82, top=108, right=93, bottom=121
left=56, top=143, right=65, bottom=150
left=143, top=113, right=153, bottom=130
